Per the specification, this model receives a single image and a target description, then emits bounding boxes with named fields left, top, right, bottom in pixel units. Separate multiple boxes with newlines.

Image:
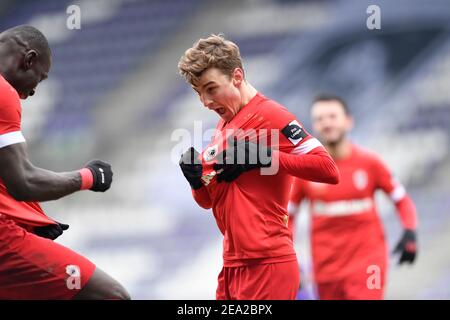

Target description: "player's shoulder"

left=257, top=93, right=291, bottom=115
left=255, top=93, right=301, bottom=127
left=0, top=75, right=20, bottom=108
left=352, top=144, right=386, bottom=166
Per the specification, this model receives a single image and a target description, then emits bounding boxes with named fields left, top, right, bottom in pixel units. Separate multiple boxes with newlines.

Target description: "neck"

left=239, top=81, right=257, bottom=108
left=325, top=138, right=352, bottom=160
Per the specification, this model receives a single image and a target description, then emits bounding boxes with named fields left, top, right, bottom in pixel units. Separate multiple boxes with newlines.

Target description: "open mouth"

left=18, top=88, right=35, bottom=99
left=216, top=107, right=225, bottom=115
left=19, top=91, right=28, bottom=99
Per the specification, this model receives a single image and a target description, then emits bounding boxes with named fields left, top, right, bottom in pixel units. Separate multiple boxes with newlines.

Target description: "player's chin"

left=215, top=109, right=229, bottom=120
left=220, top=113, right=234, bottom=122
left=19, top=88, right=36, bottom=100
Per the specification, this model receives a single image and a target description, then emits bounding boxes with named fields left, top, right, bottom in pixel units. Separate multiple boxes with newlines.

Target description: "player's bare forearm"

left=276, top=148, right=340, bottom=184
left=0, top=142, right=82, bottom=201
left=18, top=166, right=82, bottom=201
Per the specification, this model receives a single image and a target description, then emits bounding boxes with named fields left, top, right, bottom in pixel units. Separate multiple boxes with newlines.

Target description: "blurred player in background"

left=177, top=35, right=339, bottom=300
left=289, top=94, right=418, bottom=300
left=0, top=25, right=129, bottom=299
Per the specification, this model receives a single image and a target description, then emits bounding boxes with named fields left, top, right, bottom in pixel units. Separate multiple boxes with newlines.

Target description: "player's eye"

left=207, top=87, right=216, bottom=94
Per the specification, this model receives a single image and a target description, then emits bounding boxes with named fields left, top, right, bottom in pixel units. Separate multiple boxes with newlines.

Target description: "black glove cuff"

left=404, top=229, right=417, bottom=242
left=191, top=179, right=203, bottom=190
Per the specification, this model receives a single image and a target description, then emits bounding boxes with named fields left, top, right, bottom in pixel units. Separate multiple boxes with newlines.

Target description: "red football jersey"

left=0, top=75, right=55, bottom=226
left=289, top=143, right=417, bottom=282
left=193, top=93, right=328, bottom=267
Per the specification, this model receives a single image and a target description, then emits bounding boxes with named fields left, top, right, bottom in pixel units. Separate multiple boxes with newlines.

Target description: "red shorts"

left=0, top=214, right=96, bottom=299
left=216, top=260, right=300, bottom=300
left=317, top=270, right=385, bottom=300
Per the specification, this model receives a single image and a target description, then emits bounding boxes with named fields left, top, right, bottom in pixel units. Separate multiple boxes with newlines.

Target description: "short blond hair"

left=178, top=34, right=244, bottom=85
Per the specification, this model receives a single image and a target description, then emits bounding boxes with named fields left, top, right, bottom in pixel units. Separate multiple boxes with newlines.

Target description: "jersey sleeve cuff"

left=0, top=131, right=26, bottom=148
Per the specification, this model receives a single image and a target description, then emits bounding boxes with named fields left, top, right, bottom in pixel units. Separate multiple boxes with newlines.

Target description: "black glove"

left=34, top=222, right=69, bottom=240
left=393, top=229, right=417, bottom=265
left=85, top=160, right=113, bottom=192
left=179, top=147, right=203, bottom=190
left=213, top=137, right=272, bottom=183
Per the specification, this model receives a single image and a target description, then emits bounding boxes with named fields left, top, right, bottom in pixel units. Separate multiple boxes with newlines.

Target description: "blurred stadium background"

left=1, top=0, right=449, bottom=299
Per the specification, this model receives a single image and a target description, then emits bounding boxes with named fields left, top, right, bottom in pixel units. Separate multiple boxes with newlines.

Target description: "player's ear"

left=347, top=115, right=354, bottom=131
left=23, top=50, right=38, bottom=70
left=232, top=68, right=244, bottom=87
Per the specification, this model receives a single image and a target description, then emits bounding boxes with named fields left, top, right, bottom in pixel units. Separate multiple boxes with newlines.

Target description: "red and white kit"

left=190, top=92, right=339, bottom=299
left=0, top=74, right=95, bottom=299
left=289, top=143, right=417, bottom=299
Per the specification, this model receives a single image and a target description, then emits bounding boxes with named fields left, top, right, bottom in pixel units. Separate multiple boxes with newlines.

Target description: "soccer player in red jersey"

left=0, top=25, right=129, bottom=299
left=177, top=35, right=340, bottom=300
left=289, top=95, right=418, bottom=300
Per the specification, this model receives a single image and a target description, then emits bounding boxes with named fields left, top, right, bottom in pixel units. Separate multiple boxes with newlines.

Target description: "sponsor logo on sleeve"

left=281, top=120, right=307, bottom=145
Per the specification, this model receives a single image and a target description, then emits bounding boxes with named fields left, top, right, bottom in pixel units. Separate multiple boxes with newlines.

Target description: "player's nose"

left=199, top=94, right=211, bottom=108
left=203, top=98, right=214, bottom=109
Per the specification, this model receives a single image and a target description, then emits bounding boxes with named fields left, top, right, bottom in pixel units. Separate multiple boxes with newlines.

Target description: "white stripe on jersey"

left=0, top=131, right=26, bottom=148
left=313, top=197, right=374, bottom=217
left=287, top=201, right=299, bottom=216
left=390, top=184, right=406, bottom=203
left=290, top=137, right=323, bottom=155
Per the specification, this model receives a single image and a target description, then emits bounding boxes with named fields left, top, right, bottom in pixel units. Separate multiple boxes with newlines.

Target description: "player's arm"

left=268, top=114, right=339, bottom=184
left=374, top=156, right=418, bottom=264
left=179, top=147, right=212, bottom=209
left=0, top=142, right=112, bottom=202
left=213, top=117, right=339, bottom=184
left=276, top=115, right=339, bottom=184
left=213, top=143, right=340, bottom=185
left=287, top=177, right=306, bottom=238
left=274, top=139, right=339, bottom=184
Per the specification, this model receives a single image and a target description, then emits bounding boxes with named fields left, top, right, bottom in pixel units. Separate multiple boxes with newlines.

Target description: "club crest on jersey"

left=353, top=169, right=368, bottom=190
left=282, top=120, right=307, bottom=145
left=203, top=145, right=218, bottom=162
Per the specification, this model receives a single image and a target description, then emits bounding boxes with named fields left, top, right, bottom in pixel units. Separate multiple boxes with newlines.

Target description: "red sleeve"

left=273, top=146, right=340, bottom=184
left=372, top=155, right=418, bottom=230
left=394, top=195, right=417, bottom=230
left=192, top=186, right=212, bottom=210
left=259, top=101, right=339, bottom=184
left=0, top=79, right=25, bottom=148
